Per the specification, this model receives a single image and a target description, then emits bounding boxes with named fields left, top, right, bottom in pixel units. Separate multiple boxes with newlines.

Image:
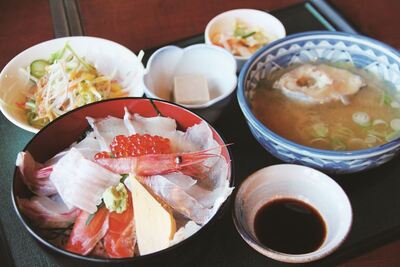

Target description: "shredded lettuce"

left=22, top=44, right=127, bottom=128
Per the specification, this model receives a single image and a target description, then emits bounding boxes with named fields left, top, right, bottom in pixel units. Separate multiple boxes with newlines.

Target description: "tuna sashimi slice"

left=66, top=207, right=109, bottom=255
left=103, top=193, right=135, bottom=258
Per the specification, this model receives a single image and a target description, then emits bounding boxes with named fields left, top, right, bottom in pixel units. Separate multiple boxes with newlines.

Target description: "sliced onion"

left=312, top=123, right=328, bottom=138
left=331, top=138, right=346, bottom=151
left=348, top=138, right=367, bottom=150
left=373, top=119, right=388, bottom=126
left=386, top=131, right=400, bottom=142
left=390, top=118, right=400, bottom=131
left=310, top=137, right=329, bottom=144
left=352, top=112, right=370, bottom=127
left=365, top=135, right=378, bottom=144
left=391, top=100, right=400, bottom=108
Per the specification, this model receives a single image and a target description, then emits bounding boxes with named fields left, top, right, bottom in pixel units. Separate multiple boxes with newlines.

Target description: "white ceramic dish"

left=142, top=44, right=237, bottom=122
left=0, top=36, right=144, bottom=133
left=233, top=164, right=352, bottom=263
left=205, top=9, right=286, bottom=70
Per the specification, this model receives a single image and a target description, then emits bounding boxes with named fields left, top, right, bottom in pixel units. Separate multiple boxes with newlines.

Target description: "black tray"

left=1, top=1, right=399, bottom=267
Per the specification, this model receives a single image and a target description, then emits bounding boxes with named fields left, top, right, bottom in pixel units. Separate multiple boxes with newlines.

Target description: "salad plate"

left=0, top=36, right=144, bottom=133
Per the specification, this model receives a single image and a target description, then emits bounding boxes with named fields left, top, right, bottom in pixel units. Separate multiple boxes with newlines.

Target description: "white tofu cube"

left=173, top=74, right=210, bottom=105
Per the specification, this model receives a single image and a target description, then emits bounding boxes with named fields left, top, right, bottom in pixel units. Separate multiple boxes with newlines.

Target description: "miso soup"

left=251, top=64, right=400, bottom=151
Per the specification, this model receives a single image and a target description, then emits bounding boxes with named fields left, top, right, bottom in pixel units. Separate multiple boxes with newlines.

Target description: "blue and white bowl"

left=237, top=31, right=400, bottom=174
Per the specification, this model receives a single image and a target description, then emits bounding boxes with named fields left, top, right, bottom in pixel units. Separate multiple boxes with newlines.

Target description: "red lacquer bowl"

left=12, top=97, right=234, bottom=264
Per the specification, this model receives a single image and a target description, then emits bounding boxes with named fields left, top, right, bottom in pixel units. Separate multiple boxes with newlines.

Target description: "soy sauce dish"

left=12, top=98, right=234, bottom=262
left=233, top=164, right=352, bottom=263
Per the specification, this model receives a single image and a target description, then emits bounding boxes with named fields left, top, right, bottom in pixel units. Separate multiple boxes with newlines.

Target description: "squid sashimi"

left=50, top=148, right=121, bottom=213
left=129, top=113, right=177, bottom=136
left=66, top=207, right=109, bottom=255
left=137, top=174, right=211, bottom=225
left=103, top=193, right=135, bottom=258
left=16, top=152, right=56, bottom=196
left=17, top=195, right=79, bottom=228
left=87, top=116, right=129, bottom=151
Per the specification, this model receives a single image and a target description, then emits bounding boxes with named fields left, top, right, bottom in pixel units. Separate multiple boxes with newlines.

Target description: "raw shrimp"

left=95, top=147, right=222, bottom=178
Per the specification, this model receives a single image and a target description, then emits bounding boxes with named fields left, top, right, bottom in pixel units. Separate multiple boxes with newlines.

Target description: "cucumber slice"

left=30, top=60, right=49, bottom=79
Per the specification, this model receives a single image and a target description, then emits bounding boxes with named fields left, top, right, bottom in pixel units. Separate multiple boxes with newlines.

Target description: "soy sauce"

left=254, top=198, right=326, bottom=254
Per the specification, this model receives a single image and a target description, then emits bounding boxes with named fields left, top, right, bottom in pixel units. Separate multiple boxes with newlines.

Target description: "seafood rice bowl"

left=12, top=97, right=233, bottom=262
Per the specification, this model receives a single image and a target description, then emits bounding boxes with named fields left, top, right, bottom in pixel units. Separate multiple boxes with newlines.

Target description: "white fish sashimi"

left=134, top=155, right=232, bottom=225
left=17, top=195, right=79, bottom=228
left=87, top=116, right=129, bottom=151
left=199, top=156, right=229, bottom=189
left=186, top=157, right=232, bottom=209
left=169, top=121, right=221, bottom=167
left=136, top=175, right=210, bottom=225
left=170, top=221, right=201, bottom=246
left=69, top=131, right=102, bottom=159
left=171, top=121, right=217, bottom=152
left=123, top=107, right=136, bottom=135
left=47, top=132, right=101, bottom=165
left=163, top=172, right=197, bottom=189
left=131, top=113, right=177, bottom=136
left=50, top=148, right=121, bottom=213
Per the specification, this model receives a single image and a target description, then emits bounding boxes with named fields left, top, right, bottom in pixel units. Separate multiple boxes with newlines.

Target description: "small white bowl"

left=205, top=9, right=286, bottom=70
left=0, top=36, right=144, bottom=133
left=233, top=164, right=352, bottom=263
left=142, top=44, right=237, bottom=122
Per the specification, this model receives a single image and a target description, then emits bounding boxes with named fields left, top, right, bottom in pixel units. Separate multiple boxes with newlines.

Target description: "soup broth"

left=251, top=64, right=400, bottom=151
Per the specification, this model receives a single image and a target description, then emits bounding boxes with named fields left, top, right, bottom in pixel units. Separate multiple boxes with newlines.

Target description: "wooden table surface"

left=0, top=0, right=399, bottom=266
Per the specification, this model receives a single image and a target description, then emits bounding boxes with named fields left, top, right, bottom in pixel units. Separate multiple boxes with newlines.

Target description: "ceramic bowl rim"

left=237, top=30, right=400, bottom=158
left=11, top=96, right=235, bottom=263
left=204, top=8, right=286, bottom=61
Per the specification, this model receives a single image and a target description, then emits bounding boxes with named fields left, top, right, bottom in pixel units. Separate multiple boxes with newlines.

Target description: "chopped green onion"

left=367, top=129, right=386, bottom=138
left=381, top=91, right=393, bottom=107
left=332, top=125, right=354, bottom=139
left=352, top=112, right=370, bottom=127
left=390, top=118, right=400, bottom=131
left=391, top=100, right=400, bottom=108
left=386, top=131, right=400, bottom=142
left=242, top=31, right=256, bottom=39
left=373, top=119, right=387, bottom=126
left=331, top=138, right=346, bottom=151
left=365, top=135, right=378, bottom=144
left=25, top=100, right=36, bottom=110
left=310, top=137, right=329, bottom=144
left=311, top=122, right=328, bottom=138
